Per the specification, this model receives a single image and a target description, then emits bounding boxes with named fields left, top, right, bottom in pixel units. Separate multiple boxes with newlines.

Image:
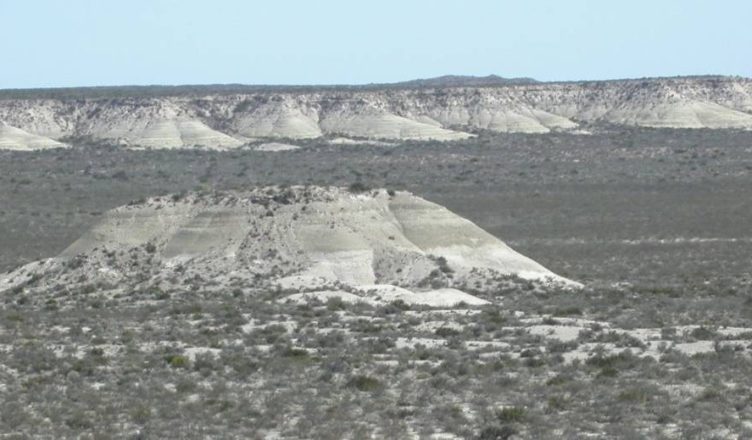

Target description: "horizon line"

left=1, top=73, right=750, bottom=94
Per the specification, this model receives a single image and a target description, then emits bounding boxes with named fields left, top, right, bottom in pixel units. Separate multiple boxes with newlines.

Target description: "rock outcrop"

left=1, top=76, right=750, bottom=149
left=0, top=121, right=67, bottom=150
left=0, top=187, right=578, bottom=306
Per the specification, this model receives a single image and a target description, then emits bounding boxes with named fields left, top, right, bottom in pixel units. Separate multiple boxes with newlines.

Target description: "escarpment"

left=1, top=76, right=751, bottom=149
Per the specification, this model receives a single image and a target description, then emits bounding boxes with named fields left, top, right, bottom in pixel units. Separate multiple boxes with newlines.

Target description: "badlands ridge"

left=0, top=186, right=577, bottom=306
left=0, top=76, right=751, bottom=149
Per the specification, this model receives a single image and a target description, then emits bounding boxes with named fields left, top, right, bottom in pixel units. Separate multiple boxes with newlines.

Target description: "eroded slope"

left=0, top=186, right=577, bottom=306
left=1, top=76, right=751, bottom=149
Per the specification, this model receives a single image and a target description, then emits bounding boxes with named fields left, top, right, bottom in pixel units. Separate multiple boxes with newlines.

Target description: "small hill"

left=392, top=74, right=539, bottom=88
left=0, top=186, right=578, bottom=305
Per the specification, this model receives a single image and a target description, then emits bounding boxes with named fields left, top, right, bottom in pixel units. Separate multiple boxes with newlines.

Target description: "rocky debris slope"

left=0, top=186, right=578, bottom=305
left=73, top=101, right=243, bottom=149
left=0, top=121, right=66, bottom=150
left=0, top=76, right=750, bottom=149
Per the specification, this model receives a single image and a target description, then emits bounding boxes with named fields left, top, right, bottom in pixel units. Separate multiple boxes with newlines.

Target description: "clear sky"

left=1, top=0, right=750, bottom=88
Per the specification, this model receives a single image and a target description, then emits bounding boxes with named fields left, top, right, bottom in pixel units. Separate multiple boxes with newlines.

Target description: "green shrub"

left=617, top=388, right=652, bottom=403
left=281, top=347, right=309, bottom=359
left=166, top=355, right=189, bottom=368
left=546, top=395, right=569, bottom=413
left=130, top=405, right=151, bottom=424
left=435, top=327, right=461, bottom=338
left=346, top=375, right=382, bottom=392
left=176, top=378, right=197, bottom=393
left=586, top=351, right=640, bottom=373
left=347, top=182, right=370, bottom=193
left=326, top=296, right=346, bottom=311
left=553, top=306, right=583, bottom=316
left=65, top=412, right=93, bottom=430
left=144, top=242, right=157, bottom=254
left=546, top=374, right=572, bottom=386
left=690, top=326, right=717, bottom=340
left=496, top=406, right=526, bottom=423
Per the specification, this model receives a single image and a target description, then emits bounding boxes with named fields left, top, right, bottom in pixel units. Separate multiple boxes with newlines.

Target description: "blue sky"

left=1, top=0, right=750, bottom=88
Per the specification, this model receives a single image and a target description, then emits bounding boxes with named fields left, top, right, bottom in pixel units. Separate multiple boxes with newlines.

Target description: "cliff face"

left=0, top=76, right=751, bottom=148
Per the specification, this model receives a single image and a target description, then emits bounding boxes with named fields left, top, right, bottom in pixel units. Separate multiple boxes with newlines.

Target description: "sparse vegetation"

left=347, top=181, right=370, bottom=193
left=2, top=128, right=752, bottom=437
